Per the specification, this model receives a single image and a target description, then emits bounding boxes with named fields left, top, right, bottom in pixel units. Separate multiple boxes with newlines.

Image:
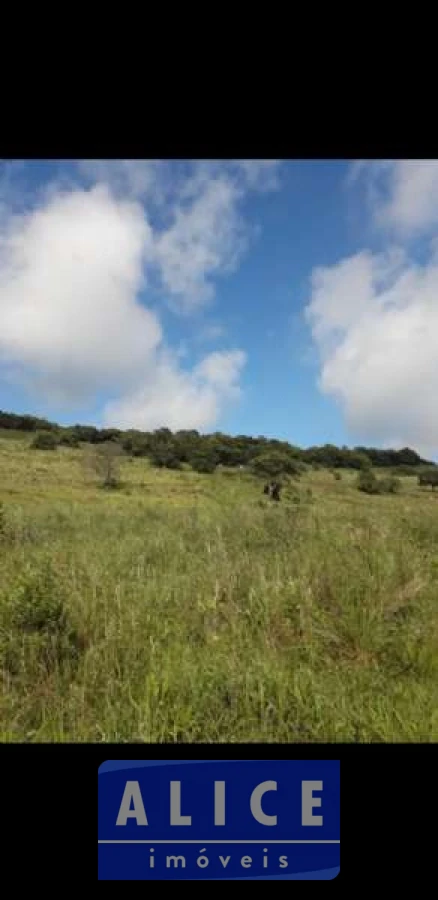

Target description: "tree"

left=31, top=431, right=59, bottom=451
left=121, top=430, right=151, bottom=457
left=58, top=429, right=81, bottom=448
left=354, top=445, right=432, bottom=468
left=348, top=451, right=372, bottom=470
left=173, top=430, right=201, bottom=464
left=86, top=441, right=125, bottom=488
left=190, top=452, right=217, bottom=474
left=0, top=410, right=57, bottom=433
left=251, top=451, right=302, bottom=480
left=2, top=405, right=436, bottom=473
left=149, top=445, right=183, bottom=469
left=70, top=424, right=99, bottom=444
left=94, top=428, right=123, bottom=444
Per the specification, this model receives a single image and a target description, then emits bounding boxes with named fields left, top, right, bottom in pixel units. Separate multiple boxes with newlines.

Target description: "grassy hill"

left=1, top=430, right=438, bottom=742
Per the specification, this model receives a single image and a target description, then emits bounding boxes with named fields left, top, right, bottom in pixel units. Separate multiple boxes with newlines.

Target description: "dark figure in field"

left=271, top=481, right=281, bottom=501
left=263, top=481, right=281, bottom=501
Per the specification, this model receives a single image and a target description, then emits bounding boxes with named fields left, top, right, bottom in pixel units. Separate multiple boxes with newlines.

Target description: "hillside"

left=0, top=409, right=435, bottom=471
left=1, top=429, right=438, bottom=742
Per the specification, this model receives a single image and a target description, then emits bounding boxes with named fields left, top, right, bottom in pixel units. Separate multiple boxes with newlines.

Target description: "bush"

left=251, top=452, right=302, bottom=480
left=357, top=471, right=402, bottom=495
left=284, top=484, right=301, bottom=504
left=0, top=562, right=85, bottom=678
left=348, top=451, right=372, bottom=470
left=149, top=446, right=183, bottom=470
left=58, top=430, right=81, bottom=448
left=122, top=435, right=149, bottom=457
left=190, top=454, right=217, bottom=474
left=418, top=469, right=438, bottom=490
left=391, top=465, right=418, bottom=477
left=85, top=441, right=125, bottom=488
left=31, top=431, right=59, bottom=451
left=380, top=476, right=402, bottom=494
left=357, top=470, right=380, bottom=494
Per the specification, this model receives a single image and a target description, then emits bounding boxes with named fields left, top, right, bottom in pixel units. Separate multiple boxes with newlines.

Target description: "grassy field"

left=1, top=431, right=438, bottom=742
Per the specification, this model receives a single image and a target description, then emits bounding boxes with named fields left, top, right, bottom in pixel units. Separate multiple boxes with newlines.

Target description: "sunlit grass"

left=1, top=433, right=438, bottom=742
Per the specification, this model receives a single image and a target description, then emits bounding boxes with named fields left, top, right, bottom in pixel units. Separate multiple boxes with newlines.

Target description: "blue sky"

left=1, top=159, right=438, bottom=456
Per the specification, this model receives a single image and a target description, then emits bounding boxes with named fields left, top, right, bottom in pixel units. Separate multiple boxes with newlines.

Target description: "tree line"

left=0, top=409, right=435, bottom=472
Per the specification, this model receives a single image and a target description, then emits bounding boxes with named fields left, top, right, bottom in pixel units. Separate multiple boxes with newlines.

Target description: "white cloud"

left=347, top=160, right=438, bottom=238
left=103, top=349, right=246, bottom=431
left=0, top=162, right=261, bottom=430
left=77, top=160, right=165, bottom=202
left=195, top=349, right=245, bottom=389
left=175, top=160, right=282, bottom=197
left=377, top=160, right=438, bottom=235
left=344, top=159, right=368, bottom=186
left=231, top=160, right=281, bottom=192
left=305, top=247, right=438, bottom=455
left=0, top=184, right=161, bottom=404
left=153, top=175, right=247, bottom=312
left=77, top=159, right=281, bottom=314
left=194, top=322, right=226, bottom=343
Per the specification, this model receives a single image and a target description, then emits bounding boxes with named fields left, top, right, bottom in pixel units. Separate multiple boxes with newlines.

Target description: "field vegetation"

left=1, top=416, right=438, bottom=742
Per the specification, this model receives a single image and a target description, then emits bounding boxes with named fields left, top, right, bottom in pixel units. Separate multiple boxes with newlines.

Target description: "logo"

left=98, top=759, right=340, bottom=880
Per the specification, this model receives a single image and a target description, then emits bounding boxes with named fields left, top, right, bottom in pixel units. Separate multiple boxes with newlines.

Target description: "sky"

left=0, top=158, right=437, bottom=458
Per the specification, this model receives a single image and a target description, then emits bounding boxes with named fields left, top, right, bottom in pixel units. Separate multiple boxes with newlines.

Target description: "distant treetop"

left=0, top=409, right=434, bottom=471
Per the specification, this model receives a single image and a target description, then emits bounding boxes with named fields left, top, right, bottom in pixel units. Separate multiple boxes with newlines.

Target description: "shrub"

left=190, top=454, right=217, bottom=474
left=149, top=446, right=183, bottom=470
left=0, top=562, right=85, bottom=678
left=122, top=435, right=149, bottom=457
left=251, top=452, right=302, bottom=480
left=85, top=441, right=125, bottom=488
left=285, top=485, right=301, bottom=504
left=391, top=465, right=418, bottom=477
left=58, top=430, right=81, bottom=448
left=418, top=469, right=438, bottom=490
left=31, top=430, right=59, bottom=451
left=357, top=470, right=379, bottom=494
left=357, top=471, right=402, bottom=495
left=380, top=476, right=402, bottom=494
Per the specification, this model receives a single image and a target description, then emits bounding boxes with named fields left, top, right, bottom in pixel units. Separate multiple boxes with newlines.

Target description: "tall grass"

left=1, top=434, right=438, bottom=742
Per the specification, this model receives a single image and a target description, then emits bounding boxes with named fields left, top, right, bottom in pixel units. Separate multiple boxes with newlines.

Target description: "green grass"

left=1, top=433, right=438, bottom=742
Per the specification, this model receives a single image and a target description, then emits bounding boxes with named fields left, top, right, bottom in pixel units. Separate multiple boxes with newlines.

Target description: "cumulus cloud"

left=0, top=159, right=279, bottom=430
left=347, top=159, right=438, bottom=238
left=77, top=159, right=281, bottom=314
left=0, top=184, right=161, bottom=404
left=305, top=246, right=438, bottom=455
left=103, top=349, right=246, bottom=431
left=305, top=160, right=438, bottom=456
